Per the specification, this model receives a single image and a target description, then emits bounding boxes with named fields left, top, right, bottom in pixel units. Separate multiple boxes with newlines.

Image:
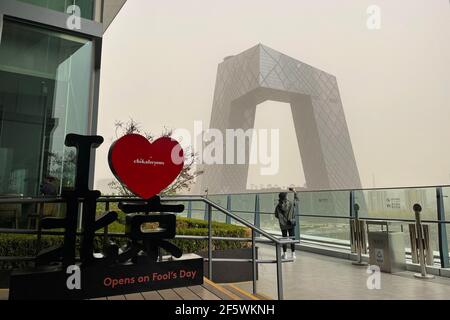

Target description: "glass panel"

left=207, top=195, right=227, bottom=223
left=230, top=194, right=255, bottom=225
left=299, top=190, right=349, bottom=216
left=17, top=0, right=95, bottom=20
left=300, top=216, right=350, bottom=245
left=259, top=192, right=281, bottom=234
left=190, top=201, right=205, bottom=220
left=355, top=188, right=440, bottom=264
left=298, top=191, right=350, bottom=243
left=0, top=20, right=92, bottom=228
left=355, top=188, right=437, bottom=221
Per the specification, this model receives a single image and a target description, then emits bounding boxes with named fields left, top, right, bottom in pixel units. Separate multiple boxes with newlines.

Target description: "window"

left=16, top=0, right=95, bottom=20
left=0, top=20, right=93, bottom=196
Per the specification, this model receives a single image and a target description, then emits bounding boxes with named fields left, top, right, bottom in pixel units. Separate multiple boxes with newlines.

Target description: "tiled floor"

left=235, top=245, right=450, bottom=300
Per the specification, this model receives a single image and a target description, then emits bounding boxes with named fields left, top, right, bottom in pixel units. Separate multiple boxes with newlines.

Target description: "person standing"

left=275, top=188, right=298, bottom=259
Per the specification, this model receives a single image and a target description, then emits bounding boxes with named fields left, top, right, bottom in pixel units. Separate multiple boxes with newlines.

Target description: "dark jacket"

left=275, top=193, right=298, bottom=231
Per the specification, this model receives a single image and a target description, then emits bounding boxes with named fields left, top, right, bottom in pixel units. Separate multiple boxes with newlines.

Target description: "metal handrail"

left=165, top=196, right=295, bottom=245
left=162, top=196, right=296, bottom=299
left=156, top=183, right=450, bottom=196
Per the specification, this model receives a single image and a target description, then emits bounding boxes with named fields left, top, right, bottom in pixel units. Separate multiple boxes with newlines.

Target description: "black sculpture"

left=9, top=134, right=203, bottom=300
left=36, top=134, right=184, bottom=268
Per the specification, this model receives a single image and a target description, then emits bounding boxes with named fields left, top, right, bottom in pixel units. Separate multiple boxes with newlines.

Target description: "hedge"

left=0, top=217, right=250, bottom=270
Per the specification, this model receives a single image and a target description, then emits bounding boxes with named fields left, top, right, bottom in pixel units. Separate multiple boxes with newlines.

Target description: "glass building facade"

left=0, top=20, right=92, bottom=196
left=17, top=0, right=95, bottom=19
left=0, top=0, right=127, bottom=197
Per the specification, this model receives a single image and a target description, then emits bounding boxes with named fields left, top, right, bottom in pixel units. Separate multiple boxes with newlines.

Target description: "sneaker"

left=282, top=252, right=288, bottom=260
left=292, top=252, right=296, bottom=260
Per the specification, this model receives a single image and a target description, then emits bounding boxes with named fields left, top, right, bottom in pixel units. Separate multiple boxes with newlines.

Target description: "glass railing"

left=230, top=194, right=256, bottom=225
left=354, top=187, right=441, bottom=260
left=190, top=200, right=206, bottom=220
left=2, top=184, right=450, bottom=267
left=200, top=185, right=450, bottom=266
left=259, top=193, right=281, bottom=233
left=207, top=195, right=227, bottom=223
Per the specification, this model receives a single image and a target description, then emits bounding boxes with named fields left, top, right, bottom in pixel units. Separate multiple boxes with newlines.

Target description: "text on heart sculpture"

left=108, top=134, right=184, bottom=199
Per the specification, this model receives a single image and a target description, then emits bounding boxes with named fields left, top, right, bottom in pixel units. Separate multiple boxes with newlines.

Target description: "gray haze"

left=95, top=0, right=450, bottom=192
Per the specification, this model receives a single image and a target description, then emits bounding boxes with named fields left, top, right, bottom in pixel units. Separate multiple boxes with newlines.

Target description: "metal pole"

left=294, top=196, right=300, bottom=241
left=436, top=187, right=449, bottom=268
left=413, top=204, right=434, bottom=279
left=35, top=202, right=44, bottom=255
left=103, top=199, right=110, bottom=251
left=352, top=203, right=368, bottom=266
left=187, top=200, right=192, bottom=219
left=349, top=190, right=356, bottom=243
left=204, top=189, right=209, bottom=221
left=226, top=195, right=232, bottom=224
left=204, top=202, right=209, bottom=221
left=252, top=229, right=257, bottom=294
left=207, top=203, right=213, bottom=280
left=275, top=243, right=284, bottom=300
left=254, top=194, right=260, bottom=229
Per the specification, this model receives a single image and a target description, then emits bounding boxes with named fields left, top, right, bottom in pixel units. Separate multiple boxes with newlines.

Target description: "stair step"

left=254, top=292, right=273, bottom=300
left=222, top=284, right=260, bottom=300
left=202, top=277, right=241, bottom=300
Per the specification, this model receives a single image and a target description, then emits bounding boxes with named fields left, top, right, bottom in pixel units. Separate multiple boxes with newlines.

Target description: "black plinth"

left=9, top=254, right=203, bottom=300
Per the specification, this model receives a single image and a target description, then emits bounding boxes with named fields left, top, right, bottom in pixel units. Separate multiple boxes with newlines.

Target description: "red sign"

left=108, top=134, right=184, bottom=199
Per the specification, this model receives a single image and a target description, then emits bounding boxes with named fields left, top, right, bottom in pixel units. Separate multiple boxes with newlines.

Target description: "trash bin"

left=367, top=221, right=406, bottom=273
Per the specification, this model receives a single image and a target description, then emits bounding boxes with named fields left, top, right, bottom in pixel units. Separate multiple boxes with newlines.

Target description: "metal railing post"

left=252, top=229, right=257, bottom=294
left=103, top=199, right=110, bottom=251
left=275, top=243, right=284, bottom=300
left=413, top=204, right=434, bottom=279
left=187, top=200, right=192, bottom=219
left=254, top=194, right=260, bottom=230
left=349, top=190, right=356, bottom=216
left=294, top=196, right=300, bottom=241
left=349, top=190, right=356, bottom=247
left=204, top=202, right=209, bottom=221
left=35, top=202, right=44, bottom=255
left=226, top=195, right=232, bottom=224
left=436, top=187, right=449, bottom=268
left=207, top=203, right=213, bottom=280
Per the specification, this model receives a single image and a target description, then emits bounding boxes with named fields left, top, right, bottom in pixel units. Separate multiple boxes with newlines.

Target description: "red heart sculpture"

left=108, top=134, right=184, bottom=199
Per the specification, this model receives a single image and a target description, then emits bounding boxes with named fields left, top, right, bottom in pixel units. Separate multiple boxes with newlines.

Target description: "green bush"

left=0, top=217, right=250, bottom=270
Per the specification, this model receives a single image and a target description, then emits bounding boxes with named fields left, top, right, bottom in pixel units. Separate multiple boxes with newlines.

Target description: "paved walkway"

left=235, top=245, right=450, bottom=300
left=3, top=246, right=450, bottom=300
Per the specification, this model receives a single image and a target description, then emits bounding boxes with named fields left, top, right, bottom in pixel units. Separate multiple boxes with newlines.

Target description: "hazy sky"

left=95, top=0, right=450, bottom=192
